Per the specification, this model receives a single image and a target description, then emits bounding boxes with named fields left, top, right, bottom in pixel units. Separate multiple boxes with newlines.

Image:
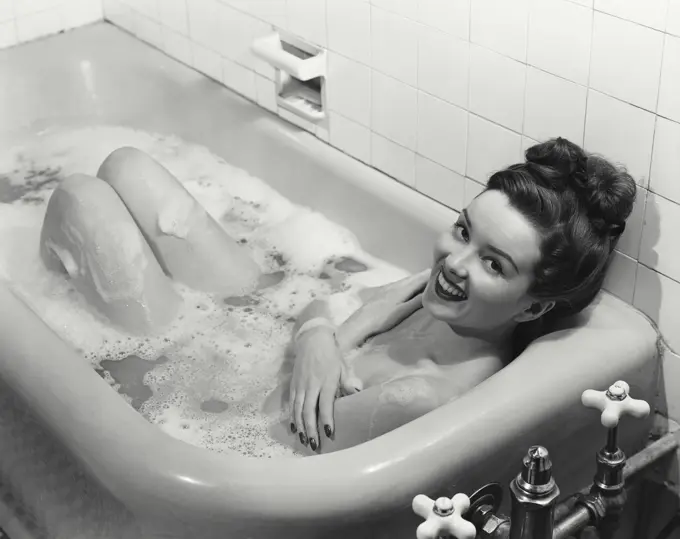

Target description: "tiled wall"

left=0, top=0, right=102, bottom=48
left=93, top=0, right=680, bottom=357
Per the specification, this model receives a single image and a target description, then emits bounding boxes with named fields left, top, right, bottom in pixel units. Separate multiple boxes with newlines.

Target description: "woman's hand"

left=338, top=269, right=431, bottom=349
left=289, top=327, right=359, bottom=451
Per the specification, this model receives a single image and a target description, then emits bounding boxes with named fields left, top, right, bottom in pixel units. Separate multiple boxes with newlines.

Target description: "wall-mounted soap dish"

left=252, top=32, right=326, bottom=122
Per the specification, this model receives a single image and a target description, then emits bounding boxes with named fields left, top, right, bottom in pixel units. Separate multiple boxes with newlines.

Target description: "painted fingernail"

left=310, top=438, right=318, bottom=451
left=324, top=424, right=332, bottom=438
left=299, top=432, right=307, bottom=445
left=290, top=422, right=297, bottom=433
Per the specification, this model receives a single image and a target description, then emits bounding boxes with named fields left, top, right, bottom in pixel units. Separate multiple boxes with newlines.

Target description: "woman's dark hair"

left=485, top=137, right=637, bottom=355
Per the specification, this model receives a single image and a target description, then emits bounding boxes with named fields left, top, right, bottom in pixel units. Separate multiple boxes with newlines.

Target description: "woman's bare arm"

left=272, top=374, right=452, bottom=455
left=271, top=354, right=503, bottom=454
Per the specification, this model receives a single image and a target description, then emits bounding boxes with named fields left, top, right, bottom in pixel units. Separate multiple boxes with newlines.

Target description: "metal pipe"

left=553, top=430, right=680, bottom=518
left=623, top=430, right=680, bottom=480
left=552, top=506, right=592, bottom=539
left=606, top=427, right=618, bottom=453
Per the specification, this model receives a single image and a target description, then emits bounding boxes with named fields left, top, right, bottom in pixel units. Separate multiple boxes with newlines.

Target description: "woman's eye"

left=483, top=258, right=504, bottom=275
left=453, top=223, right=469, bottom=242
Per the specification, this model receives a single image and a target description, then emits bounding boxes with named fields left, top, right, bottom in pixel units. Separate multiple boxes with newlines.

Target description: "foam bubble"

left=0, top=126, right=410, bottom=458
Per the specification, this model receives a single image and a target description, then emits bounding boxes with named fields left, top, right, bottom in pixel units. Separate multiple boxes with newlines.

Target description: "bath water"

left=0, top=126, right=410, bottom=458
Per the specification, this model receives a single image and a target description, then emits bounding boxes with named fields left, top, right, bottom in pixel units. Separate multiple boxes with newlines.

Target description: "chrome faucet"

left=412, top=380, right=655, bottom=539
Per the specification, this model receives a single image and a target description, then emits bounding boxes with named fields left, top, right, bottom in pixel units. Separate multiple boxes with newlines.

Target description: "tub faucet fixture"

left=412, top=380, right=664, bottom=539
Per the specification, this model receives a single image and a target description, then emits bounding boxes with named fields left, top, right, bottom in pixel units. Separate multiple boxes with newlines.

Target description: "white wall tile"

left=0, top=0, right=13, bottom=23
left=370, top=0, right=417, bottom=19
left=417, top=92, right=468, bottom=174
left=331, top=113, right=371, bottom=164
left=589, top=12, right=664, bottom=112
left=418, top=25, right=469, bottom=109
left=187, top=0, right=220, bottom=51
left=14, top=0, right=61, bottom=18
left=16, top=8, right=63, bottom=42
left=62, top=0, right=103, bottom=29
left=658, top=34, right=680, bottom=124
left=371, top=7, right=418, bottom=86
left=191, top=42, right=222, bottom=81
left=104, top=0, right=136, bottom=33
left=604, top=251, right=638, bottom=304
left=595, top=0, right=669, bottom=31
left=135, top=12, right=163, bottom=47
left=162, top=27, right=192, bottom=65
left=279, top=108, right=316, bottom=133
left=371, top=133, right=416, bottom=186
left=0, top=21, right=16, bottom=48
left=371, top=71, right=418, bottom=149
left=327, top=52, right=371, bottom=127
left=669, top=0, right=680, bottom=36
left=466, top=114, right=523, bottom=183
left=287, top=0, right=326, bottom=46
left=660, top=345, right=680, bottom=417
left=634, top=264, right=680, bottom=352
left=255, top=75, right=277, bottom=112
left=569, top=0, right=593, bottom=5
left=584, top=90, right=656, bottom=186
left=225, top=0, right=287, bottom=28
left=418, top=0, right=470, bottom=40
left=327, top=0, right=371, bottom=65
left=216, top=4, right=262, bottom=69
left=639, top=192, right=680, bottom=282
left=470, top=0, right=529, bottom=62
left=524, top=67, right=587, bottom=144
left=159, top=0, right=188, bottom=35
left=464, top=177, right=486, bottom=205
left=617, top=188, right=647, bottom=260
left=651, top=117, right=680, bottom=204
left=527, top=0, right=592, bottom=86
left=130, top=0, right=158, bottom=19
left=469, top=45, right=526, bottom=132
left=416, top=155, right=465, bottom=210
left=222, top=57, right=257, bottom=101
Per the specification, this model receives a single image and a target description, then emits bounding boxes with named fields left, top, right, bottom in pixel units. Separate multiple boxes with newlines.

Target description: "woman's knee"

left=97, top=146, right=162, bottom=185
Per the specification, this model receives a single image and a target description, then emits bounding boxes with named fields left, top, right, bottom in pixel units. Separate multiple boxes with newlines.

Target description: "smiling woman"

left=283, top=137, right=637, bottom=454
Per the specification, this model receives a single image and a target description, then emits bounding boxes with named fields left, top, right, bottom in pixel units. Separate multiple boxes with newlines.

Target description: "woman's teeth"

left=436, top=271, right=467, bottom=301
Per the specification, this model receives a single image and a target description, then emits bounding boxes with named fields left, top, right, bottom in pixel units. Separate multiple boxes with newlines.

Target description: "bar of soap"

left=97, top=147, right=261, bottom=296
left=40, top=174, right=180, bottom=334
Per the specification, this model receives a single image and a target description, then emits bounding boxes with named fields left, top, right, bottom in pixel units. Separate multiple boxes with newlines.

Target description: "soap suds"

left=0, top=126, right=410, bottom=459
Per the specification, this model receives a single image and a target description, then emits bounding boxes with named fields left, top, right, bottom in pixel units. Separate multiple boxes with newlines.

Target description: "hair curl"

left=484, top=137, right=637, bottom=354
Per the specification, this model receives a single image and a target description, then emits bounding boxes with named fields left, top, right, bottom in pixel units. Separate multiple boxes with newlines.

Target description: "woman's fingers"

left=400, top=269, right=431, bottom=301
left=303, top=388, right=321, bottom=451
left=293, top=390, right=307, bottom=445
left=288, top=386, right=298, bottom=434
left=340, top=363, right=363, bottom=396
left=318, top=379, right=337, bottom=441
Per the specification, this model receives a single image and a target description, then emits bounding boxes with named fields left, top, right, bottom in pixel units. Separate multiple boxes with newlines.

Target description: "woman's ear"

left=514, top=300, right=555, bottom=323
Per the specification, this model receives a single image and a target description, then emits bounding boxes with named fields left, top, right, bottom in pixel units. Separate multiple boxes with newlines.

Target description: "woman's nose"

left=443, top=252, right=470, bottom=279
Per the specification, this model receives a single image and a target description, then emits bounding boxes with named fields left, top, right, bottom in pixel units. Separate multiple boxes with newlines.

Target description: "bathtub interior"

left=0, top=22, right=662, bottom=539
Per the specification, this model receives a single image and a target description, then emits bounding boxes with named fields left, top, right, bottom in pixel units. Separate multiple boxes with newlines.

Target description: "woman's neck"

left=448, top=320, right=517, bottom=348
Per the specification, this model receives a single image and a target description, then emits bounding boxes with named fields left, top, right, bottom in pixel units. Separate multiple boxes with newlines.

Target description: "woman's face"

left=423, top=190, right=544, bottom=335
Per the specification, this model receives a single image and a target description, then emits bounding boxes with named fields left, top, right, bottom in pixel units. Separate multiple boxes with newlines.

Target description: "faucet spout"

left=508, top=446, right=560, bottom=539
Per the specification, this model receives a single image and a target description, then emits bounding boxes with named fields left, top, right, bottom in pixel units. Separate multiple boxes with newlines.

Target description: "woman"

left=281, top=137, right=636, bottom=455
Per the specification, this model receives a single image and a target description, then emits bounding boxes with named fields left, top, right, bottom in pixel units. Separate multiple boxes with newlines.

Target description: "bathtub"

left=0, top=23, right=660, bottom=539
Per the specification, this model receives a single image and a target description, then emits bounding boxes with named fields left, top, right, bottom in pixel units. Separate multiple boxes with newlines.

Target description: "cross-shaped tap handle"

left=581, top=380, right=650, bottom=428
left=412, top=493, right=476, bottom=539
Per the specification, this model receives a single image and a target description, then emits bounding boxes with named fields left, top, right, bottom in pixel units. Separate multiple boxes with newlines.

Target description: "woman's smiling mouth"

left=434, top=269, right=468, bottom=302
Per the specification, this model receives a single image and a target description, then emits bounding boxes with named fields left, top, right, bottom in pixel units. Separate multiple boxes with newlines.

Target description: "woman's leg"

left=40, top=173, right=181, bottom=333
left=97, top=147, right=261, bottom=296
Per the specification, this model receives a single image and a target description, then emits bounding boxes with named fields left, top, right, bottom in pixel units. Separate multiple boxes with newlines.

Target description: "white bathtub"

left=0, top=23, right=660, bottom=539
